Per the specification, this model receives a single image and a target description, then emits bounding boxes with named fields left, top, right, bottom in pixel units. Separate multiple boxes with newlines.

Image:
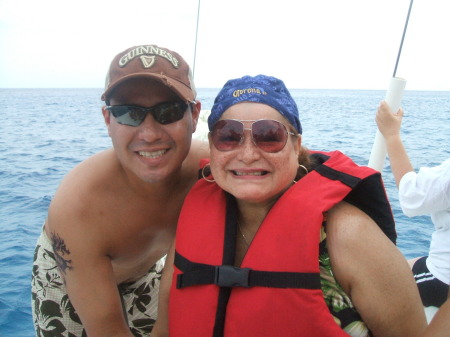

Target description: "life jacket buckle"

left=214, top=265, right=251, bottom=287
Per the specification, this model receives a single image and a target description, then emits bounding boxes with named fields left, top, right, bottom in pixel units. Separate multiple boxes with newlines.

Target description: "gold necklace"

left=237, top=221, right=250, bottom=247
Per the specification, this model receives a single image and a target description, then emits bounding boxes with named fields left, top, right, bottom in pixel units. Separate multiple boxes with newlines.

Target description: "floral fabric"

left=31, top=229, right=164, bottom=337
left=319, top=224, right=371, bottom=337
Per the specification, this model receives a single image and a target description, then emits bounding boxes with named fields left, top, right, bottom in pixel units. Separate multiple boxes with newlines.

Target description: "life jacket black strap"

left=175, top=251, right=321, bottom=289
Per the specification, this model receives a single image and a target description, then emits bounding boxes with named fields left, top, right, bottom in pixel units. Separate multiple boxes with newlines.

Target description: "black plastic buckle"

left=176, top=274, right=183, bottom=289
left=214, top=265, right=251, bottom=287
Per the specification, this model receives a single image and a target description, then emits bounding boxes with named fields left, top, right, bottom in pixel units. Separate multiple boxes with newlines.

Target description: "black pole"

left=393, top=0, right=414, bottom=77
left=192, top=0, right=201, bottom=79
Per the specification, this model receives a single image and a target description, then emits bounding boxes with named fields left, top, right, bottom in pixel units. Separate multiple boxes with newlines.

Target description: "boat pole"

left=368, top=0, right=414, bottom=171
left=192, top=0, right=201, bottom=79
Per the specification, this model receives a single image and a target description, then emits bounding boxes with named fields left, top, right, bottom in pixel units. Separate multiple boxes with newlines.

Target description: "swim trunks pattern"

left=31, top=229, right=165, bottom=337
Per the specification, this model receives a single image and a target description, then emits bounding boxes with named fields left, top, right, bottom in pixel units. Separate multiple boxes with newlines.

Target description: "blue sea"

left=0, top=87, right=449, bottom=336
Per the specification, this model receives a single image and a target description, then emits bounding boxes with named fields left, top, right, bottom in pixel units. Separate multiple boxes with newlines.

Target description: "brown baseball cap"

left=101, top=44, right=196, bottom=102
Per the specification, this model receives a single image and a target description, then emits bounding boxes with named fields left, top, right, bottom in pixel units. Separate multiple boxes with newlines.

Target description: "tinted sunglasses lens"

left=211, top=120, right=243, bottom=151
left=110, top=106, right=145, bottom=126
left=252, top=120, right=288, bottom=152
left=152, top=102, right=187, bottom=125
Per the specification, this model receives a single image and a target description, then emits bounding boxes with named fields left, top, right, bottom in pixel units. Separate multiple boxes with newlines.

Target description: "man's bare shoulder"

left=45, top=147, right=179, bottom=280
left=47, top=149, right=120, bottom=230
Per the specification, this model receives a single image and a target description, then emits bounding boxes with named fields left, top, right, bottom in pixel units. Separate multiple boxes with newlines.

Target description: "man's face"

left=103, top=78, right=199, bottom=184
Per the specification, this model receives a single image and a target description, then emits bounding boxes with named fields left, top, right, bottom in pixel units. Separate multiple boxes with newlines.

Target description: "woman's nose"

left=238, top=130, right=261, bottom=162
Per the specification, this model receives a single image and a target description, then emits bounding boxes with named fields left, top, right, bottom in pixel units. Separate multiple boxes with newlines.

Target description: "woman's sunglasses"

left=105, top=101, right=194, bottom=127
left=210, top=119, right=299, bottom=153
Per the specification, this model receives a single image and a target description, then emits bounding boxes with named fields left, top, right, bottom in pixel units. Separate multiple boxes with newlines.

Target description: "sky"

left=1, top=0, right=449, bottom=91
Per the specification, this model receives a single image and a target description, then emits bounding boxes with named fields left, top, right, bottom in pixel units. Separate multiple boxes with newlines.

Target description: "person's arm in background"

left=375, top=101, right=414, bottom=188
left=377, top=101, right=450, bottom=216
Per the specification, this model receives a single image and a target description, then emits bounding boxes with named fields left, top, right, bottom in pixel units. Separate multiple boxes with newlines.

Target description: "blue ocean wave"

left=0, top=88, right=448, bottom=336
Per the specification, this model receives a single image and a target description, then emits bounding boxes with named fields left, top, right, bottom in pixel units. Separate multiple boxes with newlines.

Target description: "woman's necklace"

left=237, top=221, right=250, bottom=247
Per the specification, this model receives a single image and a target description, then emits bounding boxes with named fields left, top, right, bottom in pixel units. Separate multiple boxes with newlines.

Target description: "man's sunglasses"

left=105, top=101, right=194, bottom=127
left=210, top=119, right=299, bottom=153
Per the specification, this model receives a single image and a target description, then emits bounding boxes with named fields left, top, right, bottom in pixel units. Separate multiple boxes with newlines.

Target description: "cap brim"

left=101, top=73, right=195, bottom=102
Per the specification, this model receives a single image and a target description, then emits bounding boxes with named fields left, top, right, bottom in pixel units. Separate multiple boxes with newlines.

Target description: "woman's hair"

left=295, top=147, right=315, bottom=181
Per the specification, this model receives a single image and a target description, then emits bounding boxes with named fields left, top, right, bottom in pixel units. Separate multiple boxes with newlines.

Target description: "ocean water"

left=0, top=87, right=449, bottom=336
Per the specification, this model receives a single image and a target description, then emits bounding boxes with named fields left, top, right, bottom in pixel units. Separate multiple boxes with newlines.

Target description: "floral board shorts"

left=31, top=228, right=165, bottom=337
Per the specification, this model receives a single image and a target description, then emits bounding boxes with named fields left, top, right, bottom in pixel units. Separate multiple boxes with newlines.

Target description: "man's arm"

left=60, top=239, right=132, bottom=337
left=376, top=101, right=414, bottom=188
left=47, top=172, right=134, bottom=337
left=151, top=241, right=175, bottom=337
left=326, top=202, right=427, bottom=337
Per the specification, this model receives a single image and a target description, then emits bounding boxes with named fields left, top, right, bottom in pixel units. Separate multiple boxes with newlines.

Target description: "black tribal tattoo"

left=51, top=232, right=73, bottom=274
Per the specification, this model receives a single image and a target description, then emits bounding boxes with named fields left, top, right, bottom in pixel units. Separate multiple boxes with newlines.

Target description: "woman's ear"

left=295, top=134, right=302, bottom=157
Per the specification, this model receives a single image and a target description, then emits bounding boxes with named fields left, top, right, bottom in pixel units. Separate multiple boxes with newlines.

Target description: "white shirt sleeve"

left=398, top=159, right=450, bottom=217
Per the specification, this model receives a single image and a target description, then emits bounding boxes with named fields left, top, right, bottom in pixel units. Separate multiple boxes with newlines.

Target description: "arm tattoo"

left=51, top=232, right=73, bottom=274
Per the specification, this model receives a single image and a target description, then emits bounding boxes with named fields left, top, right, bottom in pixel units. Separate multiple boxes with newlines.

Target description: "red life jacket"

left=170, top=151, right=395, bottom=337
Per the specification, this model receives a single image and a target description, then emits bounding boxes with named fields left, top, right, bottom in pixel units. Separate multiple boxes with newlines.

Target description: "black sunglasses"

left=106, top=101, right=194, bottom=127
left=210, top=119, right=298, bottom=153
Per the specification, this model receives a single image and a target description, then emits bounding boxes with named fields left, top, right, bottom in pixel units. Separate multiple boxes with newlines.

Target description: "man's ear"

left=102, top=106, right=113, bottom=137
left=191, top=100, right=202, bottom=132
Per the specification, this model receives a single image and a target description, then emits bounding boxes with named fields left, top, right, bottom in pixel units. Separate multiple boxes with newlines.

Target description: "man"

left=31, top=44, right=208, bottom=337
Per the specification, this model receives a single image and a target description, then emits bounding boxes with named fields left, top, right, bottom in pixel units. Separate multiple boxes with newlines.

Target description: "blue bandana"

left=208, top=74, right=302, bottom=134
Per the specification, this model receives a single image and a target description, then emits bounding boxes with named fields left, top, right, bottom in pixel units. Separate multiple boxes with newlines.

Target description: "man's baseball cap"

left=101, top=44, right=196, bottom=102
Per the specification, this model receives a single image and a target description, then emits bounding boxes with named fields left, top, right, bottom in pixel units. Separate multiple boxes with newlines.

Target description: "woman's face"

left=208, top=102, right=301, bottom=206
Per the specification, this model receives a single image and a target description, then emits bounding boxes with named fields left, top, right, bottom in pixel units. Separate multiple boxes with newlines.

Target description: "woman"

left=153, top=75, right=426, bottom=337
left=376, top=101, right=450, bottom=309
